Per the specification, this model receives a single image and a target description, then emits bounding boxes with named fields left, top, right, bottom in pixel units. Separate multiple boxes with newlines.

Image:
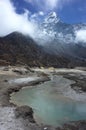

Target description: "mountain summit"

left=44, top=12, right=60, bottom=24
left=36, top=12, right=86, bottom=47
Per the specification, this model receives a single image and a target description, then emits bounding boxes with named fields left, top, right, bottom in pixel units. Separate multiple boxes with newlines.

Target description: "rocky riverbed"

left=0, top=66, right=86, bottom=130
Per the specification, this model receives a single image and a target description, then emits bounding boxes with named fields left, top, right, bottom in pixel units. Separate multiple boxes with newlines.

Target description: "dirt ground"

left=0, top=66, right=86, bottom=130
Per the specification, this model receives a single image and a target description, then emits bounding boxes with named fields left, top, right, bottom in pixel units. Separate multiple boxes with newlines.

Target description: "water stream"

left=10, top=75, right=86, bottom=126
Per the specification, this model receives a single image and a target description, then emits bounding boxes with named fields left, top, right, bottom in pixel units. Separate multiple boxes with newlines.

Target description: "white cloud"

left=30, top=11, right=44, bottom=19
left=0, top=0, right=38, bottom=37
left=0, top=0, right=75, bottom=42
left=29, top=11, right=44, bottom=24
left=24, top=0, right=74, bottom=11
left=39, top=11, right=44, bottom=16
left=45, top=0, right=59, bottom=10
left=75, top=30, right=86, bottom=42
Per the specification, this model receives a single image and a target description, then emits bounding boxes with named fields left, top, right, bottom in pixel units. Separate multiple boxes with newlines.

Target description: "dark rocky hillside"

left=0, top=32, right=86, bottom=67
left=0, top=32, right=42, bottom=66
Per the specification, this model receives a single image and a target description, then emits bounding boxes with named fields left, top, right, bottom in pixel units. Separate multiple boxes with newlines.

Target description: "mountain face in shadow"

left=0, top=32, right=41, bottom=66
left=0, top=32, right=70, bottom=67
left=0, top=32, right=86, bottom=68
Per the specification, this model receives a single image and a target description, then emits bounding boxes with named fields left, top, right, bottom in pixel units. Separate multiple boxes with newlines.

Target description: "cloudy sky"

left=12, top=0, right=86, bottom=23
left=0, top=0, right=86, bottom=42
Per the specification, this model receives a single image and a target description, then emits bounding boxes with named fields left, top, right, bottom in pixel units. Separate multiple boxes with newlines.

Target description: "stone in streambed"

left=15, top=106, right=35, bottom=123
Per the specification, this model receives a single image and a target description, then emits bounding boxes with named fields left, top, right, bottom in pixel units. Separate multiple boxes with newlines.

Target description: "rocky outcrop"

left=15, top=106, right=35, bottom=123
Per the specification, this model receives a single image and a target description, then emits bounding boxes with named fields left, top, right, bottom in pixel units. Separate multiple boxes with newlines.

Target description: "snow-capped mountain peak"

left=35, top=12, right=86, bottom=46
left=44, top=12, right=60, bottom=24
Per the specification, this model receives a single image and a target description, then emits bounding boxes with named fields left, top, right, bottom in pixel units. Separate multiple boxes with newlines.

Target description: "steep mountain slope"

left=43, top=41, right=86, bottom=61
left=0, top=32, right=41, bottom=66
left=0, top=32, right=70, bottom=67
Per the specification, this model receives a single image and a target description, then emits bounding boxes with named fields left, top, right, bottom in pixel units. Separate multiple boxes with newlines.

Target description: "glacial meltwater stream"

left=10, top=75, right=86, bottom=127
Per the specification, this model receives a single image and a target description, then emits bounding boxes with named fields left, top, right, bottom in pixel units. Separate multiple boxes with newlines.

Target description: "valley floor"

left=0, top=66, right=86, bottom=130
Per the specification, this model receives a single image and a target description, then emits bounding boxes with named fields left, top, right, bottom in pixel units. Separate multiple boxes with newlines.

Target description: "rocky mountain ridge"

left=0, top=32, right=70, bottom=67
